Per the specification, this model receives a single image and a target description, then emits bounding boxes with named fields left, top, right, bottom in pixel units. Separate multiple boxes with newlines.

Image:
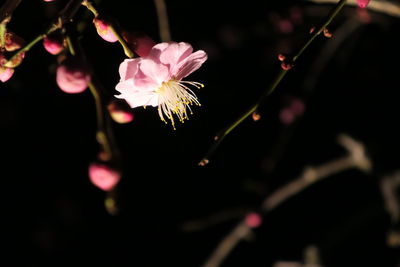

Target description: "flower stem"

left=5, top=0, right=83, bottom=67
left=199, top=0, right=347, bottom=166
left=81, top=0, right=135, bottom=58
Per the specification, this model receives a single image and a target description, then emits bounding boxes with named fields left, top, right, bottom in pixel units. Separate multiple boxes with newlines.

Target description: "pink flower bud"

left=290, top=98, right=305, bottom=116
left=88, top=163, right=121, bottom=191
left=245, top=212, right=262, bottom=228
left=93, top=17, right=118, bottom=43
left=0, top=67, right=14, bottom=82
left=357, top=0, right=370, bottom=8
left=43, top=0, right=55, bottom=2
left=107, top=99, right=134, bottom=124
left=56, top=57, right=91, bottom=94
left=122, top=31, right=156, bottom=57
left=4, top=31, right=24, bottom=52
left=43, top=34, right=64, bottom=55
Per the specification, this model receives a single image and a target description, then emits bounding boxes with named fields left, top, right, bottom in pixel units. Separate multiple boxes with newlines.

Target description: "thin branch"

left=202, top=134, right=371, bottom=267
left=153, top=0, right=171, bottom=42
left=199, top=0, right=348, bottom=166
left=308, top=0, right=400, bottom=17
left=5, top=0, right=83, bottom=67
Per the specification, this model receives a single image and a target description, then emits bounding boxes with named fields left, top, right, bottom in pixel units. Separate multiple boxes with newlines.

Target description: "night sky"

left=1, top=0, right=400, bottom=266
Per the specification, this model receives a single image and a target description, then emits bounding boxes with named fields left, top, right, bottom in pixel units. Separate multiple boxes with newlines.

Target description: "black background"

left=1, top=0, right=400, bottom=266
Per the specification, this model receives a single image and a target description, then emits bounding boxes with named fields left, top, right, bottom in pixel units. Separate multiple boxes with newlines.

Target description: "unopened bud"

left=323, top=28, right=332, bottom=38
left=56, top=57, right=91, bottom=94
left=280, top=62, right=293, bottom=71
left=43, top=34, right=65, bottom=55
left=252, top=112, right=261, bottom=121
left=0, top=66, right=14, bottom=82
left=93, top=17, right=118, bottom=43
left=357, top=0, right=370, bottom=8
left=107, top=99, right=134, bottom=124
left=277, top=53, right=286, bottom=62
left=245, top=212, right=262, bottom=228
left=88, top=162, right=121, bottom=191
left=198, top=158, right=209, bottom=166
left=122, top=31, right=156, bottom=57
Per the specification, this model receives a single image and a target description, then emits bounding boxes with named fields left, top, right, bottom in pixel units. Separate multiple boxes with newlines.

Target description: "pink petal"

left=147, top=42, right=170, bottom=63
left=174, top=50, right=208, bottom=80
left=139, top=58, right=170, bottom=84
left=117, top=91, right=158, bottom=108
left=159, top=42, right=193, bottom=67
left=119, top=58, right=140, bottom=81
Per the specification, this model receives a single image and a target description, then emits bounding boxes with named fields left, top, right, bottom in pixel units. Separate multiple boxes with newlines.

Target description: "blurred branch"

left=202, top=134, right=371, bottom=267
left=154, top=0, right=171, bottom=42
left=380, top=171, right=400, bottom=247
left=199, top=0, right=348, bottom=166
left=0, top=0, right=21, bottom=24
left=180, top=206, right=249, bottom=232
left=308, top=0, right=400, bottom=17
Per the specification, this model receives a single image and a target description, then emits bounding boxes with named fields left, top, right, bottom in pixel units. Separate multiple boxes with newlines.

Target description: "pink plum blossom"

left=357, top=0, right=370, bottom=8
left=56, top=57, right=91, bottom=94
left=43, top=34, right=65, bottom=55
left=88, top=163, right=121, bottom=191
left=93, top=17, right=118, bottom=43
left=115, top=42, right=207, bottom=128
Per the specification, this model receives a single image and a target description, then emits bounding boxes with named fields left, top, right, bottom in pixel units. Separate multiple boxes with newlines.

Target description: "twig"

left=199, top=0, right=348, bottom=166
left=5, top=0, right=83, bottom=67
left=308, top=0, right=400, bottom=18
left=153, top=0, right=171, bottom=42
left=380, top=171, right=400, bottom=247
left=202, top=134, right=371, bottom=267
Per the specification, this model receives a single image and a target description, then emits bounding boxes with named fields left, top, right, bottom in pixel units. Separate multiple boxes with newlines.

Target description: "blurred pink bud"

left=290, top=98, right=305, bottom=116
left=93, top=17, right=118, bottom=43
left=357, top=0, right=370, bottom=8
left=107, top=99, right=134, bottom=124
left=43, top=0, right=55, bottom=2
left=277, top=53, right=286, bottom=62
left=280, top=108, right=295, bottom=125
left=0, top=67, right=14, bottom=82
left=289, top=6, right=303, bottom=25
left=252, top=112, right=261, bottom=121
left=43, top=34, right=64, bottom=55
left=245, top=212, right=262, bottom=228
left=323, top=28, right=333, bottom=38
left=89, top=163, right=121, bottom=191
left=281, top=62, right=293, bottom=70
left=4, top=31, right=24, bottom=52
left=277, top=19, right=293, bottom=34
left=122, top=31, right=156, bottom=57
left=56, top=57, right=91, bottom=94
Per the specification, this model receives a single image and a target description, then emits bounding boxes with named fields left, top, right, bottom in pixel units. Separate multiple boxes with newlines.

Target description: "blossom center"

left=155, top=79, right=203, bottom=129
